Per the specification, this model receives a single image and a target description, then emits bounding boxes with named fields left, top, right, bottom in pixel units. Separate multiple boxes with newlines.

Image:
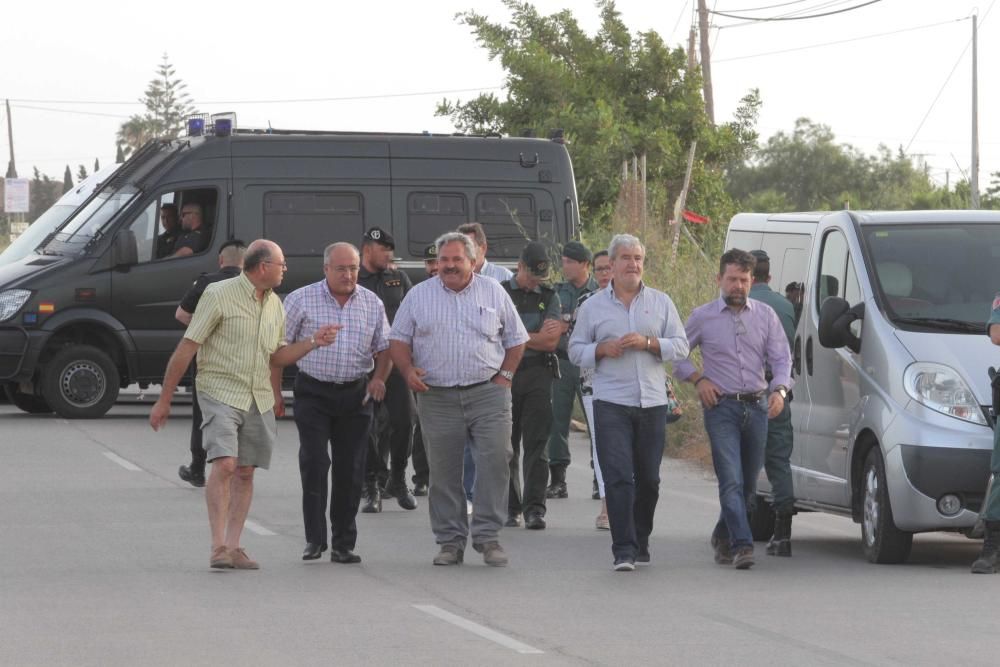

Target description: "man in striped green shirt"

left=151, top=239, right=340, bottom=569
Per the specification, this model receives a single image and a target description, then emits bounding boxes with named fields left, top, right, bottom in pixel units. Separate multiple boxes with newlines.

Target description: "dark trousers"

left=189, top=362, right=206, bottom=473
left=593, top=400, right=668, bottom=561
left=294, top=373, right=373, bottom=551
left=764, top=401, right=795, bottom=513
left=365, top=369, right=414, bottom=485
left=411, top=420, right=429, bottom=486
left=508, top=365, right=553, bottom=517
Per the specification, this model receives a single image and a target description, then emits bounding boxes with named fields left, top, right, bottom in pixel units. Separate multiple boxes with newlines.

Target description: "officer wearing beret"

left=503, top=242, right=562, bottom=529
left=357, top=227, right=417, bottom=513
left=548, top=240, right=598, bottom=499
left=973, top=294, right=1000, bottom=573
left=749, top=250, right=797, bottom=557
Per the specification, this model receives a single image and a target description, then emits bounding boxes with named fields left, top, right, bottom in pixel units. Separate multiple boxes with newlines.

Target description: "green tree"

left=77, top=164, right=88, bottom=182
left=116, top=54, right=196, bottom=158
left=30, top=167, right=61, bottom=222
left=728, top=118, right=946, bottom=211
left=115, top=144, right=126, bottom=164
left=94, top=158, right=100, bottom=173
left=62, top=165, right=73, bottom=194
left=436, top=0, right=759, bottom=233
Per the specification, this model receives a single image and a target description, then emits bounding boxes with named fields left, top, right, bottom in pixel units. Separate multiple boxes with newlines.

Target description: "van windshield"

left=862, top=223, right=1000, bottom=333
left=40, top=187, right=139, bottom=256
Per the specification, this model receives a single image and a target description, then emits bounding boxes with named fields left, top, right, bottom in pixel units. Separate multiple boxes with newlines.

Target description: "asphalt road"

left=1, top=397, right=998, bottom=666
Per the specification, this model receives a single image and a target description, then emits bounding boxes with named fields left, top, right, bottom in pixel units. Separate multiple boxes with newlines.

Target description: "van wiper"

left=894, top=317, right=983, bottom=333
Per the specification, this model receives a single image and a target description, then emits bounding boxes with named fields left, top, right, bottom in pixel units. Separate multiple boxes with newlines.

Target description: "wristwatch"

left=498, top=370, right=515, bottom=382
left=774, top=385, right=788, bottom=399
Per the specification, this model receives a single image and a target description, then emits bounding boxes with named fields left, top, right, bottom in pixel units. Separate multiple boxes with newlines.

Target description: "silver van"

left=726, top=210, right=1000, bottom=563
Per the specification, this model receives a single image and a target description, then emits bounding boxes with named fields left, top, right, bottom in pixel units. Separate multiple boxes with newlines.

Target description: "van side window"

left=816, top=230, right=849, bottom=307
left=125, top=189, right=217, bottom=264
left=265, top=192, right=363, bottom=256
left=476, top=194, right=536, bottom=258
left=406, top=193, right=467, bottom=256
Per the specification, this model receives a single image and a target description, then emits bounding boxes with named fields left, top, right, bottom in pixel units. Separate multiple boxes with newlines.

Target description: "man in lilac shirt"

left=675, top=248, right=792, bottom=570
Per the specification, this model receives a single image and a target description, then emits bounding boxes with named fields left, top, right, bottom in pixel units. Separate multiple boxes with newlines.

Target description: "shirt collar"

left=319, top=279, right=357, bottom=304
left=438, top=273, right=476, bottom=295
left=606, top=279, right=645, bottom=305
left=714, top=295, right=755, bottom=313
left=237, top=272, right=270, bottom=300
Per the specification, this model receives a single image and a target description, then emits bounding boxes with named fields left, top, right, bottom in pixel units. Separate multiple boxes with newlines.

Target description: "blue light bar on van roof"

left=187, top=117, right=205, bottom=137
left=211, top=112, right=237, bottom=138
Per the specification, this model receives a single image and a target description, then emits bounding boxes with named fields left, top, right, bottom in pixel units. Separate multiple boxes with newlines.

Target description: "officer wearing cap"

left=502, top=242, right=562, bottom=529
left=972, top=295, right=1000, bottom=573
left=422, top=243, right=439, bottom=278
left=749, top=249, right=797, bottom=557
left=547, top=240, right=598, bottom=499
left=357, top=227, right=417, bottom=513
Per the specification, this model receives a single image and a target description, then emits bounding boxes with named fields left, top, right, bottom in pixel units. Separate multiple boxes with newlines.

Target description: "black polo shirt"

left=178, top=266, right=242, bottom=315
left=173, top=228, right=208, bottom=256
left=357, top=265, right=412, bottom=324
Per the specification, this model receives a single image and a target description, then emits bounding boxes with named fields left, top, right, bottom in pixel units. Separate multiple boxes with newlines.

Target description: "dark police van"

left=0, top=116, right=580, bottom=418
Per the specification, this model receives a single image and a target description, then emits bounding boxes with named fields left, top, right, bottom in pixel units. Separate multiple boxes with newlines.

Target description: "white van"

left=726, top=210, right=1000, bottom=563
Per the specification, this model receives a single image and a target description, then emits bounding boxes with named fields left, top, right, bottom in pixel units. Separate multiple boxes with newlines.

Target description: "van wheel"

left=861, top=449, right=913, bottom=564
left=41, top=345, right=119, bottom=419
left=4, top=384, right=53, bottom=414
left=749, top=495, right=776, bottom=541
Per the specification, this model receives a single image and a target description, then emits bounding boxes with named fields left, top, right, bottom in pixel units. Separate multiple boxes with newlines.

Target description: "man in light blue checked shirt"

left=390, top=232, right=528, bottom=568
left=283, top=242, right=392, bottom=565
left=569, top=234, right=689, bottom=572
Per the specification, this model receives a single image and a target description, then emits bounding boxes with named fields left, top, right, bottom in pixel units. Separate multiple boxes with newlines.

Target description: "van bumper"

left=0, top=326, right=48, bottom=382
left=882, top=421, right=993, bottom=532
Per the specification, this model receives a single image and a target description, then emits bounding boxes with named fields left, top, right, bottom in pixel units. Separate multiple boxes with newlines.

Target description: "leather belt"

left=721, top=390, right=766, bottom=403
left=299, top=372, right=366, bottom=388
left=428, top=379, right=491, bottom=391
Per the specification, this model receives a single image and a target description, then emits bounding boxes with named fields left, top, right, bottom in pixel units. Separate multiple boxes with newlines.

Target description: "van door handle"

left=793, top=335, right=802, bottom=377
left=805, top=336, right=814, bottom=376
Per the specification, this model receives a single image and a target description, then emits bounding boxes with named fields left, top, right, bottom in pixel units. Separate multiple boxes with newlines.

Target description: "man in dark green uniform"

left=749, top=250, right=797, bottom=556
left=972, top=294, right=1000, bottom=573
left=503, top=242, right=562, bottom=529
left=547, top=241, right=598, bottom=499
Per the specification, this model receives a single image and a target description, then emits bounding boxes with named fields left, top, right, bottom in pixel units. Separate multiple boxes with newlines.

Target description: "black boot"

left=546, top=465, right=567, bottom=499
left=385, top=471, right=417, bottom=511
left=766, top=512, right=793, bottom=557
left=971, top=521, right=1000, bottom=574
left=361, top=480, right=382, bottom=514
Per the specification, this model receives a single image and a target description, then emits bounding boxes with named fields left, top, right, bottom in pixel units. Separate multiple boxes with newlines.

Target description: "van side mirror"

left=112, top=230, right=138, bottom=268
left=818, top=296, right=864, bottom=354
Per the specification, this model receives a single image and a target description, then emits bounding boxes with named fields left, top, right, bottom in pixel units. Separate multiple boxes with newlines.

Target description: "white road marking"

left=244, top=519, right=276, bottom=536
left=413, top=604, right=543, bottom=655
left=103, top=452, right=142, bottom=471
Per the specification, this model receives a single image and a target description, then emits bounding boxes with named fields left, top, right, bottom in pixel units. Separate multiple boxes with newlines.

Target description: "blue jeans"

left=703, top=397, right=768, bottom=548
left=593, top=400, right=668, bottom=561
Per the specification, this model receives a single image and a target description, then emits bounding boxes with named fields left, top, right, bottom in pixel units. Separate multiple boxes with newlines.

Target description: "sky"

left=2, top=0, right=996, bottom=197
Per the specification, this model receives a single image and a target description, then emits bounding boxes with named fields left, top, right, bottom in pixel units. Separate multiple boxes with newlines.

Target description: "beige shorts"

left=198, top=392, right=276, bottom=469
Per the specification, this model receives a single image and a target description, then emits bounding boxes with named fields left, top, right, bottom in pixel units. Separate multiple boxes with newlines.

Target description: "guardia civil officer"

left=748, top=250, right=797, bottom=556
left=357, top=227, right=417, bottom=513
left=972, top=295, right=1000, bottom=573
left=548, top=241, right=598, bottom=500
left=502, top=242, right=562, bottom=529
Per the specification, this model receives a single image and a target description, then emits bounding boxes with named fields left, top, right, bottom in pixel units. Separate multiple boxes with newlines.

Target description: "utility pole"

left=5, top=99, right=16, bottom=179
left=697, top=0, right=715, bottom=125
left=971, top=14, right=980, bottom=209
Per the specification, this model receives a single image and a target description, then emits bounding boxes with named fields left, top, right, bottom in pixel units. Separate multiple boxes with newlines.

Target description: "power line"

left=715, top=17, right=967, bottom=63
left=714, top=0, right=812, bottom=11
left=710, top=0, right=881, bottom=21
left=11, top=103, right=131, bottom=119
left=716, top=0, right=860, bottom=29
left=5, top=86, right=505, bottom=107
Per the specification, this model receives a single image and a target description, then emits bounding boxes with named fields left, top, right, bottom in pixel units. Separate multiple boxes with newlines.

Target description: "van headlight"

left=903, top=362, right=986, bottom=426
left=0, top=289, right=31, bottom=322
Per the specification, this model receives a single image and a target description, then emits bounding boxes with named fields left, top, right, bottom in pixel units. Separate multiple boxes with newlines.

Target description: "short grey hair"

left=608, top=234, right=645, bottom=261
left=323, top=242, right=359, bottom=266
left=436, top=232, right=478, bottom=263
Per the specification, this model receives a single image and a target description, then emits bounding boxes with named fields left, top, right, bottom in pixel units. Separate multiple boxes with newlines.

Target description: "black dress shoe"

left=178, top=465, right=205, bottom=488
left=302, top=543, right=327, bottom=560
left=330, top=548, right=362, bottom=564
left=524, top=512, right=546, bottom=530
left=386, top=480, right=417, bottom=510
left=413, top=481, right=429, bottom=497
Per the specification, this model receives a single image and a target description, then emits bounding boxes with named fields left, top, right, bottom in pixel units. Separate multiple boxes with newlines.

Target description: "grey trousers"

left=416, top=382, right=513, bottom=549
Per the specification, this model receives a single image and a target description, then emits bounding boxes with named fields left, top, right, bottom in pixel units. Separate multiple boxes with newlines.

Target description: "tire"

left=749, top=494, right=776, bottom=542
left=4, top=384, right=53, bottom=414
left=41, top=345, right=120, bottom=419
left=860, top=448, right=913, bottom=564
